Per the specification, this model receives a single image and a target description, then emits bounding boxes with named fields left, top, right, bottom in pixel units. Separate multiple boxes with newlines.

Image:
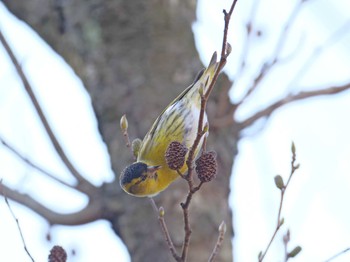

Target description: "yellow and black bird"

left=120, top=53, right=219, bottom=197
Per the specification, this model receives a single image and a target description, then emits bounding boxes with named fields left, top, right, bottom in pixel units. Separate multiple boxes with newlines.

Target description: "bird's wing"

left=146, top=68, right=205, bottom=140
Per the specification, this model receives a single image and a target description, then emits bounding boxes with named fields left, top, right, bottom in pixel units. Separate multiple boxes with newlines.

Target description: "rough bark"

left=2, top=1, right=236, bottom=261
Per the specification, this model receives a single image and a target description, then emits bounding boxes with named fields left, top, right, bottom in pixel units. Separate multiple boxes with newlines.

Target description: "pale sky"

left=1, top=0, right=350, bottom=261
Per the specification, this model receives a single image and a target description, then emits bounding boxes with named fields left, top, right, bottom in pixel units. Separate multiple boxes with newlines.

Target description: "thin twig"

left=178, top=2, right=239, bottom=261
left=123, top=131, right=131, bottom=148
left=208, top=221, right=227, bottom=262
left=0, top=29, right=95, bottom=194
left=283, top=230, right=290, bottom=262
left=258, top=143, right=299, bottom=262
left=1, top=180, right=35, bottom=262
left=324, top=247, right=350, bottom=262
left=149, top=198, right=181, bottom=261
left=0, top=135, right=74, bottom=189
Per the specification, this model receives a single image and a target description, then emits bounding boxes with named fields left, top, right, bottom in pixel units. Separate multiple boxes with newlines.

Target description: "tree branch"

left=238, top=82, right=350, bottom=130
left=0, top=28, right=96, bottom=195
left=0, top=183, right=102, bottom=226
left=288, top=17, right=350, bottom=88
left=236, top=0, right=307, bottom=106
left=258, top=143, right=300, bottom=261
left=0, top=135, right=74, bottom=189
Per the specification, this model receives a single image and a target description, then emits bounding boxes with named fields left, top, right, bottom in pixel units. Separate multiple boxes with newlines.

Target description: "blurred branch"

left=237, top=0, right=307, bottom=106
left=1, top=180, right=35, bottom=262
left=0, top=28, right=96, bottom=195
left=288, top=17, right=350, bottom=88
left=211, top=6, right=350, bottom=131
left=0, top=183, right=102, bottom=225
left=238, top=82, right=350, bottom=130
left=0, top=135, right=74, bottom=189
left=324, top=247, right=350, bottom=262
left=235, top=0, right=260, bottom=78
left=283, top=229, right=302, bottom=261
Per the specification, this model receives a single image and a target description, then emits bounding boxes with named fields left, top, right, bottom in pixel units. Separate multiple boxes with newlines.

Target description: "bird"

left=120, top=52, right=219, bottom=197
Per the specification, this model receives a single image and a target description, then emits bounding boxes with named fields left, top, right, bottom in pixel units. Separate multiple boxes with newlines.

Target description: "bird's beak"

left=147, top=165, right=161, bottom=173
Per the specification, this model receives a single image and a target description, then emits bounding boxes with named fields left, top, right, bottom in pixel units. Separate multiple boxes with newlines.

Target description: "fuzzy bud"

left=195, top=151, right=217, bottom=182
left=202, top=122, right=209, bottom=135
left=48, top=245, right=67, bottom=262
left=198, top=84, right=205, bottom=97
left=288, top=246, right=302, bottom=258
left=274, top=175, right=284, bottom=190
left=120, top=114, right=128, bottom=132
left=291, top=141, right=296, bottom=155
left=165, top=141, right=188, bottom=170
left=218, top=221, right=226, bottom=234
left=226, top=42, right=232, bottom=56
left=279, top=218, right=285, bottom=227
left=159, top=206, right=165, bottom=217
left=131, top=138, right=142, bottom=158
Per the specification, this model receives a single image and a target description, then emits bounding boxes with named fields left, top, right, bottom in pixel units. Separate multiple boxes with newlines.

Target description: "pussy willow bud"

left=120, top=114, right=128, bottom=132
left=288, top=246, right=302, bottom=258
left=165, top=141, right=188, bottom=170
left=195, top=151, right=217, bottom=182
left=218, top=221, right=226, bottom=234
left=131, top=138, right=142, bottom=158
left=198, top=84, right=205, bottom=96
left=48, top=245, right=67, bottom=262
left=279, top=218, right=284, bottom=226
left=274, top=175, right=284, bottom=190
left=159, top=206, right=165, bottom=217
left=202, top=122, right=209, bottom=135
left=226, top=42, right=232, bottom=56
left=291, top=141, right=296, bottom=155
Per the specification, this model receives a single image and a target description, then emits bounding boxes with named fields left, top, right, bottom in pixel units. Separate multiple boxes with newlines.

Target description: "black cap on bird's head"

left=120, top=162, right=161, bottom=196
left=120, top=162, right=147, bottom=185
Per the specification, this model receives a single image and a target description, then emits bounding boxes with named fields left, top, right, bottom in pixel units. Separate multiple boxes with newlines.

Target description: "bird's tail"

left=192, top=52, right=220, bottom=95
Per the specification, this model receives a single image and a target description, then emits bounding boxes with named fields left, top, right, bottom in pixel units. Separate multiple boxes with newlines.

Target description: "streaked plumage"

left=120, top=52, right=219, bottom=197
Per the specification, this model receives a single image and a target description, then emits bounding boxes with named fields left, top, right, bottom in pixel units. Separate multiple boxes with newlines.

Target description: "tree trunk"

left=3, top=1, right=237, bottom=261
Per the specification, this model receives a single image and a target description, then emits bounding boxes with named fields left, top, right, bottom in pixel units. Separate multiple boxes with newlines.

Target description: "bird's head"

left=119, top=162, right=161, bottom=197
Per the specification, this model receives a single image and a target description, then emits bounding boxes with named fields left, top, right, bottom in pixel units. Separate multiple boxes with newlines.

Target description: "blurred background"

left=1, top=0, right=350, bottom=261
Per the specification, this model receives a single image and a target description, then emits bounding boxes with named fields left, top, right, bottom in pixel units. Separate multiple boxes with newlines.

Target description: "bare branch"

left=0, top=183, right=102, bottom=226
left=0, top=135, right=74, bottom=189
left=237, top=0, right=306, bottom=105
left=288, top=17, right=350, bottom=88
left=238, top=82, right=350, bottom=130
left=0, top=29, right=95, bottom=194
left=324, top=247, right=350, bottom=262
left=208, top=221, right=226, bottom=262
left=149, top=198, right=181, bottom=261
left=176, top=1, right=239, bottom=261
left=1, top=180, right=35, bottom=262
left=258, top=143, right=300, bottom=261
left=235, top=0, right=260, bottom=78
